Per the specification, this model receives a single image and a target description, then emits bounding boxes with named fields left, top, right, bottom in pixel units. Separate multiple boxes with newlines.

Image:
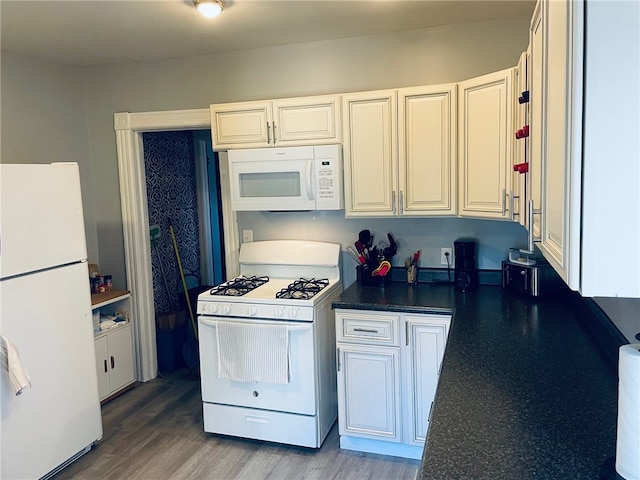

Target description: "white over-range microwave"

left=227, top=144, right=343, bottom=211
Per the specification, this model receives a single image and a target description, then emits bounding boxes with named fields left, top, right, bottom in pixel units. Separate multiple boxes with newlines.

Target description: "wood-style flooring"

left=54, top=370, right=419, bottom=480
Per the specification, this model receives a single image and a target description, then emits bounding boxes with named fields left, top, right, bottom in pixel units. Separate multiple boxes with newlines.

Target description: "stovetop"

left=275, top=278, right=330, bottom=300
left=208, top=275, right=270, bottom=297
left=197, top=276, right=342, bottom=321
left=202, top=276, right=334, bottom=303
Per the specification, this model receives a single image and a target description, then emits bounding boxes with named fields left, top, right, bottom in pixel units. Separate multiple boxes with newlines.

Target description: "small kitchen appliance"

left=227, top=144, right=343, bottom=211
left=454, top=239, right=478, bottom=292
left=502, top=260, right=561, bottom=297
left=196, top=240, right=342, bottom=448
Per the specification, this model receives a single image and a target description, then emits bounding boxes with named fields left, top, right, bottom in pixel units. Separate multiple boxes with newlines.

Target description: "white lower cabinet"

left=335, top=309, right=450, bottom=459
left=92, top=291, right=135, bottom=401
left=95, top=324, right=135, bottom=401
left=338, top=346, right=401, bottom=442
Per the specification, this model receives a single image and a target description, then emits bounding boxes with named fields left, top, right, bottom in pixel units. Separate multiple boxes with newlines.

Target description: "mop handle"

left=169, top=225, right=198, bottom=340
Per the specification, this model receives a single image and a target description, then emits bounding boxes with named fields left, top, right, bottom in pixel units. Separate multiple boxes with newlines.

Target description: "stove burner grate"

left=209, top=275, right=269, bottom=296
left=276, top=278, right=329, bottom=300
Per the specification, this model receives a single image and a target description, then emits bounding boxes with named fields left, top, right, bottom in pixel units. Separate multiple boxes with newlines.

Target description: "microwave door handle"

left=306, top=160, right=314, bottom=200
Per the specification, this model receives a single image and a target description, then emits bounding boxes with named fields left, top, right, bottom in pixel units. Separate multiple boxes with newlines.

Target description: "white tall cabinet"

left=537, top=0, right=583, bottom=289
left=458, top=68, right=515, bottom=220
left=524, top=0, right=639, bottom=298
left=335, top=309, right=450, bottom=459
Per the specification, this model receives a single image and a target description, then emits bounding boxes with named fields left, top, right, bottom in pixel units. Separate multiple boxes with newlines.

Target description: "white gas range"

left=196, top=240, right=343, bottom=448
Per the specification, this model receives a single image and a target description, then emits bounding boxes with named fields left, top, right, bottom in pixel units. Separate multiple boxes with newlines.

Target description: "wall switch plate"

left=441, top=248, right=453, bottom=266
left=242, top=229, right=253, bottom=243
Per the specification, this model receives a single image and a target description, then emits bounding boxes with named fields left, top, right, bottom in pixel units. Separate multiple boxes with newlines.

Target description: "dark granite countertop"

left=333, top=281, right=620, bottom=479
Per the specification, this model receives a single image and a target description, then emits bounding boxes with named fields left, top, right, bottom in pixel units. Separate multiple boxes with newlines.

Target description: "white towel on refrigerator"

left=216, top=321, right=290, bottom=384
left=0, top=335, right=31, bottom=395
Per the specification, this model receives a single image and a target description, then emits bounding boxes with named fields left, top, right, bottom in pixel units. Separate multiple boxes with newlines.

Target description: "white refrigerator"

left=0, top=163, right=103, bottom=479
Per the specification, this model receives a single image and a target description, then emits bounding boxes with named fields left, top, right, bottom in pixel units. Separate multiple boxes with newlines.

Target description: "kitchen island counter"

left=333, top=282, right=620, bottom=479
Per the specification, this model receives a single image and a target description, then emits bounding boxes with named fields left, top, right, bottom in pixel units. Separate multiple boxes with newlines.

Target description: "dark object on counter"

left=357, top=264, right=392, bottom=287
left=502, top=260, right=561, bottom=297
left=454, top=239, right=478, bottom=292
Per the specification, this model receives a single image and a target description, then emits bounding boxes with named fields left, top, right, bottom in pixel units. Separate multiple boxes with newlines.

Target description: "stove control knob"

left=275, top=307, right=285, bottom=318
left=222, top=304, right=232, bottom=315
left=210, top=304, right=218, bottom=314
left=247, top=306, right=258, bottom=317
left=290, top=308, right=298, bottom=318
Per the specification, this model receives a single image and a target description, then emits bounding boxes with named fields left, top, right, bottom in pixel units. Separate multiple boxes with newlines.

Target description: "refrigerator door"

left=1, top=262, right=103, bottom=480
left=0, top=163, right=88, bottom=279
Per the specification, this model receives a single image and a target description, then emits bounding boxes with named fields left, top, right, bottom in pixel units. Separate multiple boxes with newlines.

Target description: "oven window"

left=239, top=172, right=301, bottom=198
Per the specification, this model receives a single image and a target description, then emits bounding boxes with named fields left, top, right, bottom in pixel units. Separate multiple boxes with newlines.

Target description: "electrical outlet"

left=441, top=248, right=453, bottom=266
left=242, top=229, right=253, bottom=243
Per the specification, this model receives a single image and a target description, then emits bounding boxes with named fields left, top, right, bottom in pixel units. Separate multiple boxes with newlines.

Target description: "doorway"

left=114, top=109, right=239, bottom=382
left=143, top=130, right=225, bottom=316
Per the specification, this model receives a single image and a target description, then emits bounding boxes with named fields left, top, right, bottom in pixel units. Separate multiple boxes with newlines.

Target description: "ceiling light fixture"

left=193, top=0, right=226, bottom=18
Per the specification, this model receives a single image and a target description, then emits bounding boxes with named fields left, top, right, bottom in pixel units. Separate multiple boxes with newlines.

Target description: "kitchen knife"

left=346, top=245, right=365, bottom=265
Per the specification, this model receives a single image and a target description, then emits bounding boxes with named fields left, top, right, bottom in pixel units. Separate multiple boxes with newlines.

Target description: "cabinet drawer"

left=336, top=311, right=400, bottom=346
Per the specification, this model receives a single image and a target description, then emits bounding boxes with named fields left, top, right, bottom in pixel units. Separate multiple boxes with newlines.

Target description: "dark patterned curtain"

left=143, top=131, right=201, bottom=315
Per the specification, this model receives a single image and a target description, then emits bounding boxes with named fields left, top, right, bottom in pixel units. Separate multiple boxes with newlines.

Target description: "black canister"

left=454, top=239, right=478, bottom=292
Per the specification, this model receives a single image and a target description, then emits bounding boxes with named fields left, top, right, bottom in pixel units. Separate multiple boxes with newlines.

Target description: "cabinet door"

left=210, top=101, right=272, bottom=150
left=512, top=51, right=528, bottom=228
left=539, top=0, right=583, bottom=289
left=106, top=324, right=135, bottom=394
left=94, top=336, right=111, bottom=400
left=342, top=90, right=397, bottom=217
left=528, top=1, right=544, bottom=240
left=337, top=345, right=401, bottom=442
left=398, top=85, right=457, bottom=216
left=458, top=68, right=514, bottom=220
left=272, top=95, right=341, bottom=146
left=404, top=316, right=449, bottom=445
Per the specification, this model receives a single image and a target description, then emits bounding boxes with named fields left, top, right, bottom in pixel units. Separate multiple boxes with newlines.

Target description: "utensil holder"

left=357, top=265, right=392, bottom=287
left=406, top=265, right=417, bottom=285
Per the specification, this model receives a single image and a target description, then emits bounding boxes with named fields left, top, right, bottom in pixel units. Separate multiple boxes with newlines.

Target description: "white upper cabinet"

left=342, top=90, right=398, bottom=217
left=511, top=51, right=529, bottom=228
left=458, top=68, right=515, bottom=220
left=342, top=85, right=456, bottom=217
left=398, top=85, right=457, bottom=216
left=528, top=1, right=544, bottom=242
left=538, top=0, right=583, bottom=289
left=210, top=95, right=341, bottom=150
left=528, top=0, right=638, bottom=297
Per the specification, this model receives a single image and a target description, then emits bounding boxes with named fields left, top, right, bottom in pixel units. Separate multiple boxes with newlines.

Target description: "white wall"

left=0, top=51, right=99, bottom=264
left=237, top=212, right=528, bottom=287
left=78, top=15, right=531, bottom=286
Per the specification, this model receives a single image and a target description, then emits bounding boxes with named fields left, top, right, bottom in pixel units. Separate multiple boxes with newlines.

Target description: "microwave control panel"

left=314, top=146, right=344, bottom=210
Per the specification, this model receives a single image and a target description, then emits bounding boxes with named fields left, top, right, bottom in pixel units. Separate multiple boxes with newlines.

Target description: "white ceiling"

left=0, top=0, right=535, bottom=67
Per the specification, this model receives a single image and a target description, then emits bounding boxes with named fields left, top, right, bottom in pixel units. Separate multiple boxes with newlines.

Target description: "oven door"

left=198, top=316, right=316, bottom=414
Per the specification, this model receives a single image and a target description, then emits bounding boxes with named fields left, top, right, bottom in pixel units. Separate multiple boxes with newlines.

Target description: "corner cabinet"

left=458, top=68, right=515, bottom=220
left=92, top=291, right=135, bottom=402
left=335, top=309, right=451, bottom=459
left=342, top=85, right=457, bottom=217
left=209, top=95, right=341, bottom=150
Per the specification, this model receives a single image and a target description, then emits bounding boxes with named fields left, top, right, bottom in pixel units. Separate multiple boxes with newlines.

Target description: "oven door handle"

left=198, top=317, right=311, bottom=330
